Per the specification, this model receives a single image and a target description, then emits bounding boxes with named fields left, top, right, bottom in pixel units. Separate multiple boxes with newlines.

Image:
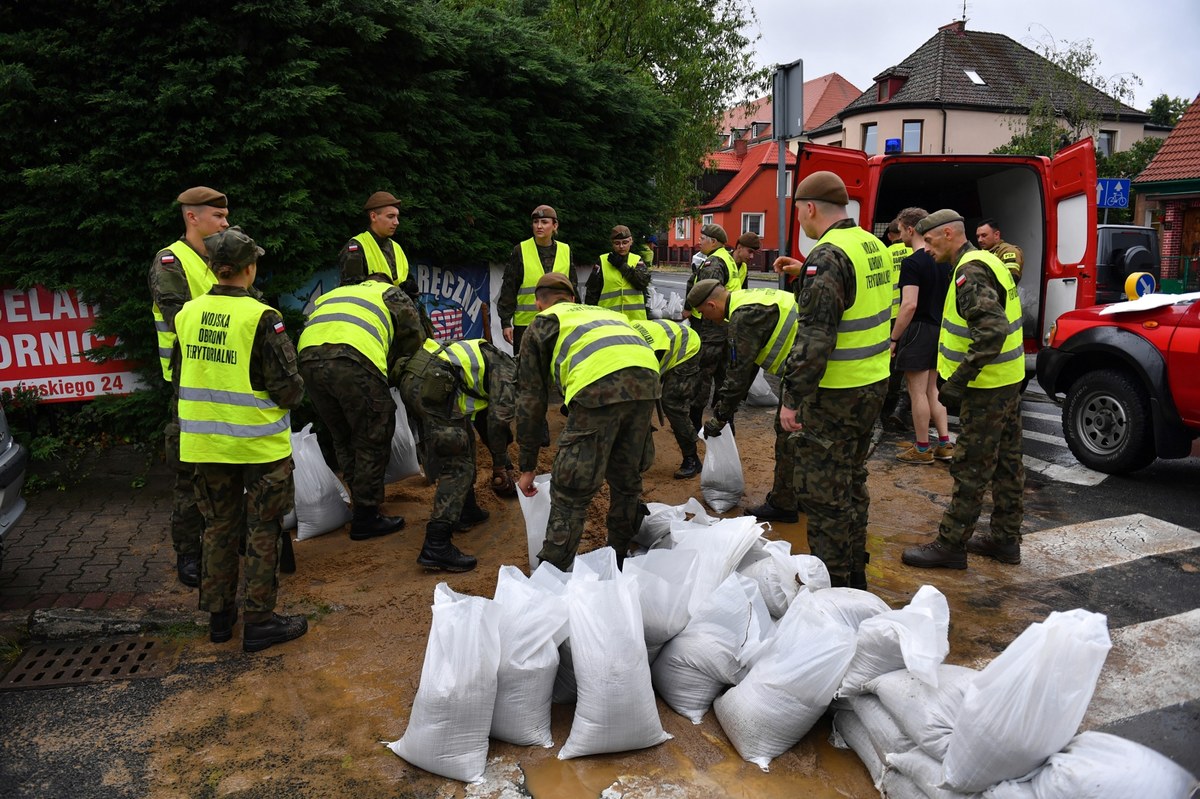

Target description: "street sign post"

left=774, top=59, right=803, bottom=289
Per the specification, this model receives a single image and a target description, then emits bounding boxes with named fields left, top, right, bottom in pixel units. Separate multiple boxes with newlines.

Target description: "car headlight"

left=1043, top=321, right=1057, bottom=348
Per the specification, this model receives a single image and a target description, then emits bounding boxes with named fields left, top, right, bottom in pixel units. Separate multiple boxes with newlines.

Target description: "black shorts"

left=894, top=320, right=939, bottom=372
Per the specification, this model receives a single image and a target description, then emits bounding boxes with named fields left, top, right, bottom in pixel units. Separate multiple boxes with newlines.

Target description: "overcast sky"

left=751, top=0, right=1199, bottom=111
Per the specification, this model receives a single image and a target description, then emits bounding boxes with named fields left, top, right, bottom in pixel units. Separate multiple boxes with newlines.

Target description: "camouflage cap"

left=203, top=226, right=264, bottom=269
left=915, top=209, right=965, bottom=235
left=531, top=204, right=558, bottom=221
left=364, top=191, right=401, bottom=212
left=700, top=223, right=727, bottom=244
left=736, top=232, right=761, bottom=250
left=535, top=271, right=577, bottom=299
left=176, top=186, right=227, bottom=208
left=610, top=224, right=633, bottom=240
left=686, top=278, right=722, bottom=308
left=794, top=170, right=849, bottom=205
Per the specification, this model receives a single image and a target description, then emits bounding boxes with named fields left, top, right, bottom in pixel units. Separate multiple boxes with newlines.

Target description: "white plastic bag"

left=887, top=749, right=981, bottom=799
left=622, top=548, right=700, bottom=661
left=745, top=368, right=779, bottom=407
left=847, top=693, right=916, bottom=763
left=516, top=473, right=552, bottom=571
left=737, top=539, right=801, bottom=618
left=383, top=388, right=421, bottom=483
left=867, top=664, right=978, bottom=761
left=386, top=584, right=502, bottom=783
left=837, top=584, right=950, bottom=697
left=982, top=731, right=1199, bottom=799
left=633, top=497, right=715, bottom=550
left=942, top=609, right=1112, bottom=793
left=699, top=427, right=744, bottom=513
left=291, top=423, right=352, bottom=540
left=558, top=575, right=672, bottom=759
left=672, top=516, right=764, bottom=616
left=490, top=566, right=568, bottom=747
left=831, top=710, right=885, bottom=785
left=805, top=586, right=890, bottom=632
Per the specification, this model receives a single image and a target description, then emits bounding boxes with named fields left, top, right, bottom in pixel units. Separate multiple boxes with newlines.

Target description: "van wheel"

left=1062, top=369, right=1156, bottom=474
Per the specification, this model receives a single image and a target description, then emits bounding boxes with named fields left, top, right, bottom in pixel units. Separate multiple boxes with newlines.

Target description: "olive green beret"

left=794, top=170, right=849, bottom=205
left=686, top=278, right=722, bottom=308
left=204, top=226, right=264, bottom=269
left=610, top=224, right=633, bottom=240
left=736, top=232, right=761, bottom=250
left=364, top=191, right=401, bottom=212
left=535, top=271, right=577, bottom=299
left=700, top=223, right=727, bottom=244
left=531, top=204, right=558, bottom=221
left=915, top=209, right=965, bottom=235
left=176, top=186, right=227, bottom=208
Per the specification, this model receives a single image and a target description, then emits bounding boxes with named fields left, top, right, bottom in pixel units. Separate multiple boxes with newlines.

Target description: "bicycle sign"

left=1096, top=178, right=1131, bottom=209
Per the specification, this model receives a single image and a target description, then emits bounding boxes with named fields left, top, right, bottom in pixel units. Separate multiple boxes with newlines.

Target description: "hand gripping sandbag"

left=699, top=426, right=744, bottom=513
left=490, top=566, right=568, bottom=747
left=291, top=424, right=352, bottom=540
left=383, top=388, right=421, bottom=483
left=942, top=609, right=1112, bottom=793
left=558, top=574, right=672, bottom=759
left=386, top=584, right=502, bottom=783
left=516, top=473, right=552, bottom=571
left=837, top=584, right=950, bottom=698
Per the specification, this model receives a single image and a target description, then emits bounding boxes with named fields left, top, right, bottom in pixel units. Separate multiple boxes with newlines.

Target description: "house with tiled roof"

left=808, top=19, right=1163, bottom=157
left=1133, top=94, right=1200, bottom=290
left=667, top=73, right=859, bottom=261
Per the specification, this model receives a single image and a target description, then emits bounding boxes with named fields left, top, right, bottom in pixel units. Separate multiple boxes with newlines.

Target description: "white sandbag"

left=516, top=473, right=552, bottom=571
left=291, top=424, right=352, bottom=540
left=794, top=554, right=832, bottom=591
left=490, top=566, right=568, bottom=747
left=558, top=575, right=672, bottom=759
left=551, top=640, right=577, bottom=705
left=868, top=664, right=978, bottom=761
left=847, top=693, right=916, bottom=763
left=880, top=768, right=940, bottom=799
left=737, top=539, right=801, bottom=618
left=803, top=586, right=890, bottom=632
left=383, top=387, right=421, bottom=482
left=634, top=497, right=716, bottom=550
left=887, top=749, right=982, bottom=799
left=699, top=427, right=744, bottom=513
left=622, top=548, right=700, bottom=660
left=573, top=546, right=619, bottom=580
left=713, top=592, right=857, bottom=771
left=386, top=584, right=502, bottom=783
left=982, top=731, right=1198, bottom=799
left=745, top=368, right=779, bottom=406
left=837, top=585, right=950, bottom=697
left=831, top=710, right=885, bottom=785
left=942, top=609, right=1112, bottom=793
left=671, top=516, right=764, bottom=616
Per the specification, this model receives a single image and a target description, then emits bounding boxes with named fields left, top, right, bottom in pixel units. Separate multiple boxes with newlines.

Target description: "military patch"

left=956, top=273, right=967, bottom=287
left=273, top=320, right=286, bottom=334
left=1002, top=252, right=1017, bottom=261
left=805, top=265, right=818, bottom=276
left=161, top=254, right=176, bottom=264
left=348, top=243, right=360, bottom=252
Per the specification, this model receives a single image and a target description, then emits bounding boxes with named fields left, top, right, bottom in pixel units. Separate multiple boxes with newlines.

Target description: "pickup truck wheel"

left=1062, top=369, right=1156, bottom=474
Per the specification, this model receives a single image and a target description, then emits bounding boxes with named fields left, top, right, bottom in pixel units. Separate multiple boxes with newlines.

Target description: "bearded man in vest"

left=584, top=224, right=650, bottom=320
left=689, top=280, right=802, bottom=522
left=149, top=186, right=230, bottom=589
left=174, top=227, right=307, bottom=652
left=515, top=272, right=660, bottom=570
left=773, top=171, right=893, bottom=591
left=902, top=210, right=1025, bottom=570
left=684, top=222, right=740, bottom=435
left=630, top=319, right=704, bottom=479
left=297, top=252, right=427, bottom=541
left=498, top=204, right=578, bottom=355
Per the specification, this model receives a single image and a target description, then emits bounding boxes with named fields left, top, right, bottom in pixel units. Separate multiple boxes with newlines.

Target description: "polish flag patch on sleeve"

left=348, top=244, right=360, bottom=252
left=161, top=254, right=176, bottom=264
left=805, top=265, right=818, bottom=276
left=955, top=273, right=967, bottom=287
left=273, top=320, right=286, bottom=334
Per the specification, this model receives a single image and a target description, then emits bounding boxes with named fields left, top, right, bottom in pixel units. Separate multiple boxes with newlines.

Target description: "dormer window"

left=965, top=70, right=986, bottom=85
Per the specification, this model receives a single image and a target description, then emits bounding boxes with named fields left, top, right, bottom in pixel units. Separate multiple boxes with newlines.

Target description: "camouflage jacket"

left=148, top=237, right=206, bottom=330
left=713, top=299, right=783, bottom=421
left=684, top=254, right=733, bottom=341
left=497, top=240, right=579, bottom=329
left=989, top=241, right=1024, bottom=281
left=945, top=243, right=1014, bottom=389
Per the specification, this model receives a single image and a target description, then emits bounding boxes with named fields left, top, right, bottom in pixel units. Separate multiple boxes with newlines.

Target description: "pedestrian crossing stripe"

left=1021, top=454, right=1107, bottom=486
left=1015, top=514, right=1200, bottom=581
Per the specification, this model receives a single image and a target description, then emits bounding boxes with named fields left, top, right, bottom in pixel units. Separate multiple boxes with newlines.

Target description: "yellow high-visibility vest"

left=596, top=253, right=647, bottom=320
left=814, top=227, right=892, bottom=389
left=726, top=288, right=799, bottom=376
left=297, top=281, right=394, bottom=376
left=151, top=242, right=214, bottom=381
left=539, top=303, right=658, bottom=405
left=177, top=294, right=291, bottom=464
left=426, top=338, right=490, bottom=418
left=938, top=251, right=1024, bottom=389
left=514, top=238, right=571, bottom=326
left=630, top=319, right=700, bottom=374
left=711, top=247, right=743, bottom=292
left=352, top=232, right=409, bottom=286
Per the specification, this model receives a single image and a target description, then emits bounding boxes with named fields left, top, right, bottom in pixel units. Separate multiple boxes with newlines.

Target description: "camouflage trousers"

left=164, top=401, right=205, bottom=557
left=790, top=379, right=887, bottom=581
left=542, top=399, right=655, bottom=571
left=193, top=457, right=294, bottom=619
left=689, top=335, right=729, bottom=418
left=768, top=392, right=797, bottom=511
left=299, top=356, right=395, bottom=507
left=398, top=370, right=475, bottom=527
left=937, top=384, right=1024, bottom=548
left=662, top=358, right=703, bottom=460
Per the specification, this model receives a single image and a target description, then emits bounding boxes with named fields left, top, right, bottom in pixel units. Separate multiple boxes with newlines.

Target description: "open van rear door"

left=793, top=144, right=873, bottom=256
left=1042, top=138, right=1098, bottom=344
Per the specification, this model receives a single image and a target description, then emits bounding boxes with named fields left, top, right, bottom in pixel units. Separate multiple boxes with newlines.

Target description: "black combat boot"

left=209, top=608, right=238, bottom=643
left=350, top=505, right=405, bottom=541
left=746, top=495, right=799, bottom=523
left=176, top=553, right=200, bottom=588
left=243, top=613, right=308, bottom=653
left=417, top=521, right=477, bottom=572
left=454, top=488, right=490, bottom=531
left=673, top=455, right=702, bottom=479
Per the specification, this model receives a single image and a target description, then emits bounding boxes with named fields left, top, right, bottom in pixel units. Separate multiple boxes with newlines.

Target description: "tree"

left=1146, top=93, right=1189, bottom=127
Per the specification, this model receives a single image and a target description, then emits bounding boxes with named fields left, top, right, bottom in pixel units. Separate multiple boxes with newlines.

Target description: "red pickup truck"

left=1036, top=296, right=1200, bottom=473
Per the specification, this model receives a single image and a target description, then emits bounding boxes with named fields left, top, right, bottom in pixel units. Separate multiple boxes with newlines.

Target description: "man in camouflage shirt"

left=684, top=224, right=738, bottom=434
left=976, top=218, right=1024, bottom=282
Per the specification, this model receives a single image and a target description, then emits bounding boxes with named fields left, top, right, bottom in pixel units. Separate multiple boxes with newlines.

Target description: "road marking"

left=1022, top=453, right=1108, bottom=486
left=1022, top=428, right=1069, bottom=447
left=1083, top=608, right=1200, bottom=728
left=1021, top=409, right=1062, bottom=423
left=1017, top=514, right=1200, bottom=581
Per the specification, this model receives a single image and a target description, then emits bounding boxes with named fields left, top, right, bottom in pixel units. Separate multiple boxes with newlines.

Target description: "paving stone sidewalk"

left=0, top=446, right=194, bottom=616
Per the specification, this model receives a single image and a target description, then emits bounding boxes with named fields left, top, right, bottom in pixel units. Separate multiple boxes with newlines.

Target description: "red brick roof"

left=704, top=141, right=796, bottom=210
left=1134, top=94, right=1200, bottom=184
left=718, top=73, right=862, bottom=136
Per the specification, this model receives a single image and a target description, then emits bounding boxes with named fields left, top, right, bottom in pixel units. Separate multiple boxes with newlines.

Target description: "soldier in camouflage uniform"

left=149, top=186, right=230, bottom=588
left=400, top=339, right=517, bottom=572
left=498, top=205, right=579, bottom=355
left=298, top=259, right=426, bottom=540
left=515, top=272, right=660, bottom=570
left=773, top=172, right=894, bottom=590
left=629, top=319, right=704, bottom=479
left=684, top=224, right=739, bottom=433
left=689, top=281, right=802, bottom=521
left=976, top=218, right=1024, bottom=282
left=903, top=210, right=1025, bottom=569
left=173, top=227, right=308, bottom=652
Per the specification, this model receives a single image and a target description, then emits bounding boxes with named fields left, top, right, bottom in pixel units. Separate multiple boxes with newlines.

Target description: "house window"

left=862, top=123, right=878, bottom=155
left=742, top=213, right=764, bottom=236
left=903, top=120, right=923, bottom=153
left=702, top=214, right=714, bottom=228
left=786, top=170, right=793, bottom=198
left=674, top=217, right=690, bottom=240
left=1097, top=130, right=1116, bottom=158
left=965, top=70, right=986, bottom=85
left=878, top=81, right=890, bottom=102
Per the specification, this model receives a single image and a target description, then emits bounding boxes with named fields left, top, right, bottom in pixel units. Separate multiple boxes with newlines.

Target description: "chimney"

left=733, top=137, right=748, bottom=157
left=938, top=19, right=966, bottom=34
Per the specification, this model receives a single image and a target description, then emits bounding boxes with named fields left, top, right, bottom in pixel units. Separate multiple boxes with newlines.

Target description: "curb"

left=2, top=607, right=201, bottom=641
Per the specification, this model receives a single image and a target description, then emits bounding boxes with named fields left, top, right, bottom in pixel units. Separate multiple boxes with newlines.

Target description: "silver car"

left=0, top=405, right=28, bottom=571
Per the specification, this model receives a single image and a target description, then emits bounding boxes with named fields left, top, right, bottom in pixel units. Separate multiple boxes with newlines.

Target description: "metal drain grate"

left=0, top=637, right=177, bottom=691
